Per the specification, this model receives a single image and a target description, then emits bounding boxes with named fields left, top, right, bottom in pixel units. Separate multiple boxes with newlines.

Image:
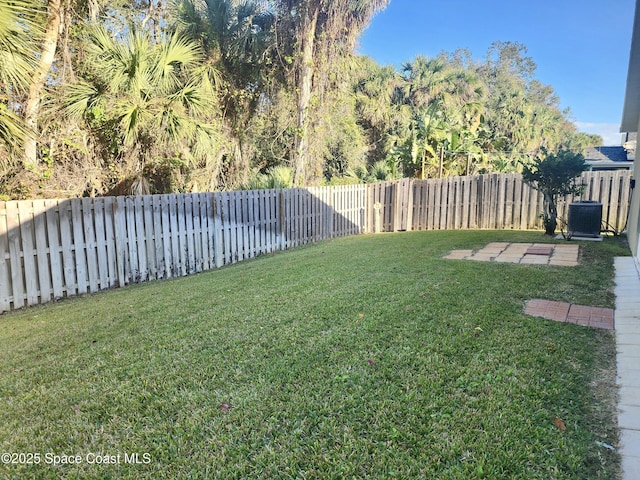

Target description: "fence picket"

left=158, top=195, right=170, bottom=278
left=247, top=190, right=256, bottom=257
left=17, top=202, right=38, bottom=305
left=468, top=176, right=476, bottom=228
left=113, top=198, right=126, bottom=286
left=230, top=193, right=240, bottom=262
left=212, top=193, right=223, bottom=268
left=177, top=195, right=189, bottom=274
left=244, top=191, right=253, bottom=259
left=0, top=203, right=11, bottom=311
left=6, top=203, right=25, bottom=308
left=71, top=200, right=88, bottom=295
left=44, top=200, right=63, bottom=300
left=59, top=201, right=78, bottom=295
left=132, top=196, right=146, bottom=281
left=142, top=195, right=157, bottom=279
left=184, top=195, right=195, bottom=274
left=81, top=198, right=99, bottom=293
left=151, top=195, right=164, bottom=277
left=257, top=191, right=267, bottom=253
left=606, top=174, right=620, bottom=231
left=103, top=197, right=117, bottom=288
left=92, top=199, right=109, bottom=290
left=618, top=172, right=632, bottom=233
left=33, top=200, right=52, bottom=303
left=453, top=177, right=462, bottom=229
left=197, top=193, right=209, bottom=271
left=218, top=192, right=229, bottom=264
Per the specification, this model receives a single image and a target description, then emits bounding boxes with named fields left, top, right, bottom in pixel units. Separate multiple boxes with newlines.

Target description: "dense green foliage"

left=0, top=231, right=626, bottom=478
left=0, top=0, right=601, bottom=198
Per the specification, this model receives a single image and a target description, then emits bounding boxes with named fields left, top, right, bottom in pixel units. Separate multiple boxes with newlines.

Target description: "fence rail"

left=0, top=170, right=631, bottom=312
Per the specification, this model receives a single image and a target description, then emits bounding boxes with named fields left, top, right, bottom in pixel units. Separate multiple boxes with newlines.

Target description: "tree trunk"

left=543, top=193, right=557, bottom=236
left=292, top=5, right=319, bottom=187
left=88, top=0, right=100, bottom=22
left=23, top=0, right=63, bottom=168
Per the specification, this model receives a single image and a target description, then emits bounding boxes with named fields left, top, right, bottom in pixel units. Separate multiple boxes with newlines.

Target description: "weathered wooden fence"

left=370, top=171, right=632, bottom=233
left=0, top=185, right=366, bottom=312
left=0, top=170, right=632, bottom=312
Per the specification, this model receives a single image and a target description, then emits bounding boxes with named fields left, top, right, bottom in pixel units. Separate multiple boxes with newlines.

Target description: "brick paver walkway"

left=524, top=299, right=615, bottom=330
left=446, top=242, right=612, bottom=328
left=444, top=242, right=579, bottom=266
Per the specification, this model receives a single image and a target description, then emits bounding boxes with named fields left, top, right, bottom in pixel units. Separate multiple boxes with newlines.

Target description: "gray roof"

left=584, top=146, right=630, bottom=162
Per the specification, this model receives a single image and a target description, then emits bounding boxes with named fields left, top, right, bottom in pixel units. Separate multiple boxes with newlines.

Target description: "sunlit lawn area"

left=0, top=230, right=629, bottom=479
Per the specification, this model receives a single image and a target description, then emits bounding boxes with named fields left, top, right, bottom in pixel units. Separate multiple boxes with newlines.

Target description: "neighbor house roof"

left=585, top=146, right=630, bottom=162
left=621, top=0, right=640, bottom=132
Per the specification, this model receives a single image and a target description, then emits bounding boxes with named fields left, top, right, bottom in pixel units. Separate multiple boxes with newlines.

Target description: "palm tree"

left=64, top=26, right=222, bottom=192
left=172, top=0, right=274, bottom=187
left=270, top=0, right=390, bottom=186
left=23, top=0, right=64, bottom=168
left=0, top=0, right=42, bottom=155
left=353, top=56, right=406, bottom=166
left=398, top=55, right=487, bottom=178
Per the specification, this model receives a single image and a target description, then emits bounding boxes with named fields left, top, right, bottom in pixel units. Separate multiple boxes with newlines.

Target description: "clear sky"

left=357, top=0, right=636, bottom=145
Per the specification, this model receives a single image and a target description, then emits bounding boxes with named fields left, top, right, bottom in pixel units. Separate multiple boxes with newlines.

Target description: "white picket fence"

left=0, top=170, right=632, bottom=312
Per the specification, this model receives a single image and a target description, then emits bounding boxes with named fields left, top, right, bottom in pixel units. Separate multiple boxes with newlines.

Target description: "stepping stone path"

left=524, top=299, right=615, bottom=330
left=444, top=242, right=580, bottom=266
left=445, top=242, right=612, bottom=329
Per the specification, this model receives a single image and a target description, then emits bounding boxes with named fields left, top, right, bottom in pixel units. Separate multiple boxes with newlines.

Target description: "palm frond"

left=153, top=33, right=202, bottom=92
left=0, top=103, right=28, bottom=152
left=63, top=81, right=104, bottom=120
left=0, top=0, right=43, bottom=92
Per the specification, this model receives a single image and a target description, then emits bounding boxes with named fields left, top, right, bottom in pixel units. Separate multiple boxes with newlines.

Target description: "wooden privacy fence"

left=370, top=170, right=632, bottom=233
left=0, top=170, right=632, bottom=312
left=0, top=185, right=366, bottom=312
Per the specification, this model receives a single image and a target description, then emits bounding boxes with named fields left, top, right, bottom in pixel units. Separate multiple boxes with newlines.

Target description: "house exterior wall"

left=628, top=139, right=640, bottom=258
left=621, top=0, right=640, bottom=260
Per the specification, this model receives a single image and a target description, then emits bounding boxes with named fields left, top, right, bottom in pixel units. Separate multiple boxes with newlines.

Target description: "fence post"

left=406, top=179, right=414, bottom=231
left=279, top=190, right=286, bottom=250
left=113, top=197, right=127, bottom=287
left=373, top=202, right=382, bottom=233
left=392, top=181, right=400, bottom=232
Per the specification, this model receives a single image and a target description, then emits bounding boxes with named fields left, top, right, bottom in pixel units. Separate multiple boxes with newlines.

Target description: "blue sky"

left=357, top=0, right=636, bottom=145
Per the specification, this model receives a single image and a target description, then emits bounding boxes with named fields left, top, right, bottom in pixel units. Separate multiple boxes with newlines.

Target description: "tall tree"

left=272, top=0, right=390, bottom=186
left=0, top=0, right=42, bottom=156
left=398, top=55, right=486, bottom=178
left=173, top=0, right=274, bottom=187
left=23, top=0, right=66, bottom=168
left=352, top=56, right=406, bottom=167
left=477, top=41, right=590, bottom=168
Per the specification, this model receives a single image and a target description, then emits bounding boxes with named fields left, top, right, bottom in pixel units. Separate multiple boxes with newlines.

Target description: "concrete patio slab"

left=445, top=242, right=579, bottom=266
left=615, top=256, right=640, bottom=480
left=619, top=386, right=640, bottom=406
left=520, top=255, right=551, bottom=265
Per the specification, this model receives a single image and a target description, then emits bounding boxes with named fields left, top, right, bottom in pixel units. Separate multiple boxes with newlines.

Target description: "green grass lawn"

left=0, top=230, right=629, bottom=479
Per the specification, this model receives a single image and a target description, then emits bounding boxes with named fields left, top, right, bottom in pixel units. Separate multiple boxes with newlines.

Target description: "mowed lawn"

left=0, top=230, right=629, bottom=479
